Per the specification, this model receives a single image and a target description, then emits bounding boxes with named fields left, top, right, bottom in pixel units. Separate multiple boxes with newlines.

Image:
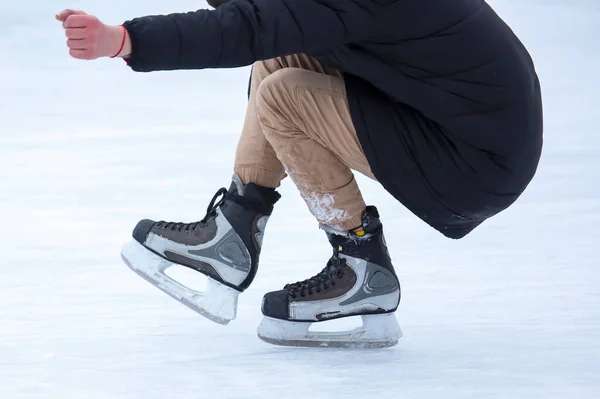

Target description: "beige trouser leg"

left=234, top=54, right=374, bottom=231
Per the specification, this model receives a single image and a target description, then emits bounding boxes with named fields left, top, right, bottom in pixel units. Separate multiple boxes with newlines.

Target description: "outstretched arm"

left=57, top=0, right=379, bottom=70
left=123, top=0, right=377, bottom=71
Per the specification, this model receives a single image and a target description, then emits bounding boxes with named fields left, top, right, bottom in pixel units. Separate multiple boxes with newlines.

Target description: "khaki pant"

left=234, top=55, right=374, bottom=231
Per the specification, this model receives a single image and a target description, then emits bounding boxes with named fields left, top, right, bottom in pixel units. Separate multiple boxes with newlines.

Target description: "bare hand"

left=56, top=9, right=130, bottom=60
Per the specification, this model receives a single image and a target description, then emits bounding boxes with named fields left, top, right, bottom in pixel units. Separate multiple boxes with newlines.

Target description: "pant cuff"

left=234, top=166, right=284, bottom=189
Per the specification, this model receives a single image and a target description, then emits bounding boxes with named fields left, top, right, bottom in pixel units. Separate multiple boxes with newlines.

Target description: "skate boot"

left=257, top=206, right=401, bottom=348
left=121, top=174, right=280, bottom=325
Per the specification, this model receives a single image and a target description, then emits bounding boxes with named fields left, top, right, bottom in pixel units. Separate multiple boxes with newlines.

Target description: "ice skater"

left=56, top=0, right=543, bottom=348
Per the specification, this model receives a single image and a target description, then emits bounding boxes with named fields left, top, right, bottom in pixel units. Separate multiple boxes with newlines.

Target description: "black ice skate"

left=120, top=174, right=280, bottom=325
left=257, top=206, right=402, bottom=348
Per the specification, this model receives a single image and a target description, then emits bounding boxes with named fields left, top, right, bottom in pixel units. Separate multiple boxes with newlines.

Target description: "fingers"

left=64, top=22, right=98, bottom=50
left=65, top=28, right=87, bottom=40
left=63, top=14, right=95, bottom=29
left=57, top=11, right=106, bottom=60
left=55, top=9, right=86, bottom=22
left=66, top=38, right=94, bottom=50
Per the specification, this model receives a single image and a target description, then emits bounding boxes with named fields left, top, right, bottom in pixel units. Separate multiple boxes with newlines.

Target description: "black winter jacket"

left=123, top=0, right=543, bottom=239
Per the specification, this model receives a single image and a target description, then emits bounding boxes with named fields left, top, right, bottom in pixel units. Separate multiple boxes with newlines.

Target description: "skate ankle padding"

left=244, top=183, right=281, bottom=209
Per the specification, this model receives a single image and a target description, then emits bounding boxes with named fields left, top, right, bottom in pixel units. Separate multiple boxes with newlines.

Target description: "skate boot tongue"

left=228, top=173, right=246, bottom=196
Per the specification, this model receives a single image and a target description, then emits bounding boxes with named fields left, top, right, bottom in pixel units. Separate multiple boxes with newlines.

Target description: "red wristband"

left=110, top=25, right=127, bottom=58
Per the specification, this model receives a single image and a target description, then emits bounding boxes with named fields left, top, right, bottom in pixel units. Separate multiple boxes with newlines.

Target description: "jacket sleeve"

left=122, top=0, right=379, bottom=72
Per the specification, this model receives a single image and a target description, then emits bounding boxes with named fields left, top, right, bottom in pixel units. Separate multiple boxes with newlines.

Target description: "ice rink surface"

left=1, top=1, right=598, bottom=398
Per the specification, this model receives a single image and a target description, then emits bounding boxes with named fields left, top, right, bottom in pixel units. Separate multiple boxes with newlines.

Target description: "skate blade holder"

left=121, top=240, right=240, bottom=325
left=257, top=313, right=402, bottom=349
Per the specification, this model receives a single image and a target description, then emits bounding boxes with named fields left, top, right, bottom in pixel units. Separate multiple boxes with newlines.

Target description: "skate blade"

left=257, top=313, right=402, bottom=349
left=121, top=240, right=240, bottom=325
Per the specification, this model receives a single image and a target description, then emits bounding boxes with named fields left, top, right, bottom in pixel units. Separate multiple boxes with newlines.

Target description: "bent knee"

left=256, top=68, right=305, bottom=103
left=255, top=68, right=306, bottom=129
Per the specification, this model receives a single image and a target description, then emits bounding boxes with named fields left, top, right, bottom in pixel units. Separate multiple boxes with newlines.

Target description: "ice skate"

left=121, top=174, right=280, bottom=325
left=258, top=206, right=402, bottom=348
